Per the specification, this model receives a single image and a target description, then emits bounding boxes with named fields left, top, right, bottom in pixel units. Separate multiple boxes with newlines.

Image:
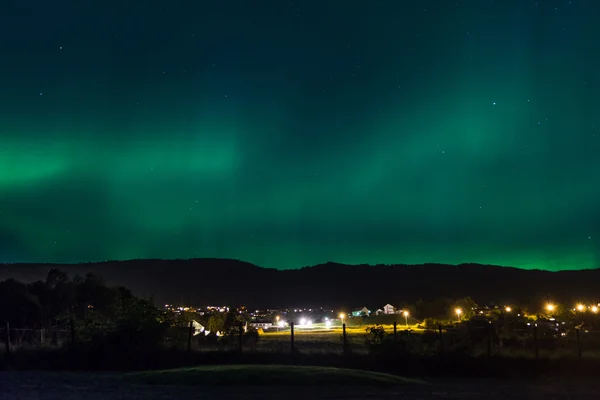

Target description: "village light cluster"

left=570, top=304, right=599, bottom=313
left=162, top=300, right=600, bottom=336
left=298, top=318, right=313, bottom=327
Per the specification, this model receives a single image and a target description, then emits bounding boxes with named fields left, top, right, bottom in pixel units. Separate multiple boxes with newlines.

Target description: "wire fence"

left=0, top=328, right=71, bottom=351
left=4, top=322, right=600, bottom=360
left=172, top=322, right=600, bottom=359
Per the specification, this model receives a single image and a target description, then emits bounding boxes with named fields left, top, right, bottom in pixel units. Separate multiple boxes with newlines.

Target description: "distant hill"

left=1, top=259, right=599, bottom=309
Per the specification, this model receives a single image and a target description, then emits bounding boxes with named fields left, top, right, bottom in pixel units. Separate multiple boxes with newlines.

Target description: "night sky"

left=1, top=1, right=598, bottom=271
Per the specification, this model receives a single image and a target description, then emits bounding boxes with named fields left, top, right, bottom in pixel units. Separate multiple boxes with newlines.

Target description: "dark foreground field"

left=1, top=365, right=600, bottom=400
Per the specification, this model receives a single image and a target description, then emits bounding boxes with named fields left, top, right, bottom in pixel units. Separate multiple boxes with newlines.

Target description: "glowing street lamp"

left=546, top=303, right=555, bottom=313
left=339, top=313, right=345, bottom=326
left=403, top=310, right=409, bottom=326
left=576, top=304, right=585, bottom=312
left=505, top=306, right=512, bottom=312
left=592, top=306, right=598, bottom=314
left=455, top=308, right=462, bottom=322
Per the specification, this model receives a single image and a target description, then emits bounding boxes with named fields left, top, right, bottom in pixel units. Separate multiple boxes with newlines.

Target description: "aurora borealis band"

left=1, top=1, right=599, bottom=271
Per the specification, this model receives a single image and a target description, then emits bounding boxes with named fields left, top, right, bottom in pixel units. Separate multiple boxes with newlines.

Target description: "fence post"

left=342, top=323, right=348, bottom=354
left=5, top=322, right=10, bottom=354
left=238, top=322, right=243, bottom=352
left=533, top=324, right=538, bottom=360
left=438, top=324, right=444, bottom=355
left=576, top=328, right=582, bottom=360
left=487, top=321, right=492, bottom=357
left=70, top=315, right=76, bottom=345
left=290, top=322, right=295, bottom=353
left=393, top=321, right=397, bottom=342
left=187, top=320, right=193, bottom=352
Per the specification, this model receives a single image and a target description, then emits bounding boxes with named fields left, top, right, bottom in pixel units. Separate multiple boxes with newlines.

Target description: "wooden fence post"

left=290, top=322, right=295, bottom=353
left=238, top=322, right=243, bottom=352
left=533, top=324, right=538, bottom=360
left=438, top=324, right=444, bottom=355
left=187, top=320, right=193, bottom=352
left=342, top=323, right=348, bottom=354
left=393, top=321, right=397, bottom=342
left=70, top=315, right=76, bottom=345
left=487, top=321, right=492, bottom=357
left=576, top=328, right=582, bottom=360
left=5, top=322, right=10, bottom=354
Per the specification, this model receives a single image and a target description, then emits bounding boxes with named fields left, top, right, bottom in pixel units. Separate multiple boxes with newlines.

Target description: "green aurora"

left=0, top=1, right=598, bottom=270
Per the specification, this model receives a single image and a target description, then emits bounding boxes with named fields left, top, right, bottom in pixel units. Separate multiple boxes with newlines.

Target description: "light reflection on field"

left=256, top=324, right=423, bottom=354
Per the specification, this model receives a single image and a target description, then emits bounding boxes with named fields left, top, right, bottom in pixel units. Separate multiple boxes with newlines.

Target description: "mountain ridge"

left=1, top=258, right=598, bottom=309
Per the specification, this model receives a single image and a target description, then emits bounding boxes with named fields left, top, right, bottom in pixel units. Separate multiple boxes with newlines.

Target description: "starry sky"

left=1, top=1, right=598, bottom=271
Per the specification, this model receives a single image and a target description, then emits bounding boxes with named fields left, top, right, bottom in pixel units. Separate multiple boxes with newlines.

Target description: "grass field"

left=255, top=324, right=422, bottom=353
left=122, top=364, right=424, bottom=386
left=4, top=369, right=600, bottom=399
left=260, top=324, right=420, bottom=339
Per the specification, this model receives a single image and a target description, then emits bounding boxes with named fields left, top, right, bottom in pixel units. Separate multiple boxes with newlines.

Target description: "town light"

left=546, top=304, right=555, bottom=312
left=325, top=320, right=332, bottom=328
left=577, top=304, right=585, bottom=312
left=505, top=306, right=512, bottom=312
left=339, top=313, right=345, bottom=321
left=299, top=318, right=306, bottom=326
left=455, top=308, right=462, bottom=322
left=592, top=306, right=598, bottom=313
left=403, top=310, right=409, bottom=326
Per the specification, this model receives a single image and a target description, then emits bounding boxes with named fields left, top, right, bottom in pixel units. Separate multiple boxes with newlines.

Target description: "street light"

left=546, top=303, right=555, bottom=312
left=455, top=308, right=462, bottom=322
left=576, top=304, right=585, bottom=312
left=592, top=306, right=598, bottom=313
left=403, top=310, right=409, bottom=327
left=505, top=306, right=512, bottom=312
left=339, top=313, right=345, bottom=326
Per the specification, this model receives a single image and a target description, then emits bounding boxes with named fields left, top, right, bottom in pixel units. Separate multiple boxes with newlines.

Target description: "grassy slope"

left=123, top=365, right=426, bottom=386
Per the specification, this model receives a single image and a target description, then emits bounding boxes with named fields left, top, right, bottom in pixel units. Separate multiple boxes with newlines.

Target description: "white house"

left=383, top=304, right=395, bottom=315
left=249, top=321, right=273, bottom=330
left=192, top=320, right=205, bottom=336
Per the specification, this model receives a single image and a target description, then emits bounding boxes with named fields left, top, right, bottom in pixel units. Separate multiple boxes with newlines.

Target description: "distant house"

left=375, top=309, right=384, bottom=315
left=192, top=320, right=205, bottom=336
left=383, top=304, right=395, bottom=315
left=249, top=321, right=273, bottom=330
left=351, top=307, right=370, bottom=317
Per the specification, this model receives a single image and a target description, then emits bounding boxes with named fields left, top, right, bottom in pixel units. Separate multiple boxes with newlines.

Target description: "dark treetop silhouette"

left=1, top=259, right=599, bottom=309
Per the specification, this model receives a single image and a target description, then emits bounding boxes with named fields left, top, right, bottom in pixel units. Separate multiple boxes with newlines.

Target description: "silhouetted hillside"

left=1, top=259, right=599, bottom=309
